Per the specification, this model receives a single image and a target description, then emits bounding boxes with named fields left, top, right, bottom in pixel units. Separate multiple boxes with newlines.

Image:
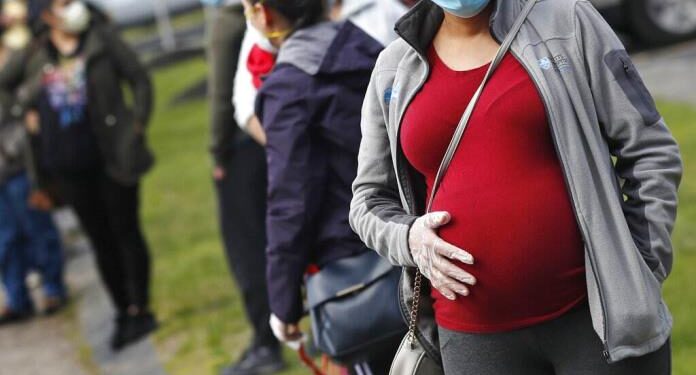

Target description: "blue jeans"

left=0, top=173, right=66, bottom=311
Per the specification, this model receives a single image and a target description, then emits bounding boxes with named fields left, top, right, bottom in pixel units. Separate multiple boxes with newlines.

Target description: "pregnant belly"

left=430, top=174, right=588, bottom=333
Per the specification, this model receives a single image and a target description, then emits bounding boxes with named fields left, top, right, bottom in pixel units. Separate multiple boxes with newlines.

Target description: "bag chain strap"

left=403, top=0, right=537, bottom=351
left=408, top=270, right=423, bottom=348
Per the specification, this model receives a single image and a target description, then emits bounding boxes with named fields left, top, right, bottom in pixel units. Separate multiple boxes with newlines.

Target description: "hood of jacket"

left=276, top=20, right=383, bottom=77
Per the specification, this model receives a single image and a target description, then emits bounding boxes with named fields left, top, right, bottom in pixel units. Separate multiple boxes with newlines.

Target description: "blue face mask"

left=431, top=0, right=491, bottom=18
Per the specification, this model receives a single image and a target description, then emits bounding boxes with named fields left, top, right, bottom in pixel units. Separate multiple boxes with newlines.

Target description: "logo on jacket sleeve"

left=539, top=54, right=571, bottom=72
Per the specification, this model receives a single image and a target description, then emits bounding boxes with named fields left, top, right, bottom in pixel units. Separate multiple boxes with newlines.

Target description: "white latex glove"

left=269, top=314, right=305, bottom=350
left=409, top=211, right=477, bottom=300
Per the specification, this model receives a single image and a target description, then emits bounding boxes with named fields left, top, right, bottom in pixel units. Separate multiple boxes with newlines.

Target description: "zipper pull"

left=602, top=350, right=611, bottom=362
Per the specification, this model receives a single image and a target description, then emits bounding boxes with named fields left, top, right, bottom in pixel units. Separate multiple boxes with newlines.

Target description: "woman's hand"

left=245, top=116, right=267, bottom=146
left=409, top=211, right=476, bottom=300
left=24, top=110, right=40, bottom=135
left=28, top=189, right=54, bottom=211
left=212, top=166, right=226, bottom=181
left=269, top=314, right=304, bottom=350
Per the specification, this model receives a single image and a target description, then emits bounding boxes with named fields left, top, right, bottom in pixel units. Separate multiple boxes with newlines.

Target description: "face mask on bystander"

left=245, top=20, right=278, bottom=53
left=58, top=1, right=91, bottom=34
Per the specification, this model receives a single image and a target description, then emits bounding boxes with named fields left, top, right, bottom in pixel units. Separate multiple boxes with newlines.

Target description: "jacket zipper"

left=511, top=48, right=612, bottom=362
left=393, top=49, right=431, bottom=215
left=390, top=35, right=441, bottom=358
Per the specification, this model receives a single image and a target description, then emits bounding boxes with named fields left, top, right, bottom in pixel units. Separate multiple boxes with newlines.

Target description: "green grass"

left=63, top=302, right=99, bottom=375
left=658, top=101, right=696, bottom=374
left=141, top=58, right=307, bottom=375
left=141, top=59, right=696, bottom=374
left=122, top=9, right=206, bottom=45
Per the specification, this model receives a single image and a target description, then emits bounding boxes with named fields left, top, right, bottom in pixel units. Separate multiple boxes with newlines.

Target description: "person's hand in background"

left=24, top=110, right=40, bottom=134
left=269, top=314, right=304, bottom=350
left=134, top=121, right=144, bottom=136
left=408, top=211, right=477, bottom=300
left=28, top=189, right=54, bottom=211
left=245, top=116, right=266, bottom=146
left=212, top=166, right=226, bottom=181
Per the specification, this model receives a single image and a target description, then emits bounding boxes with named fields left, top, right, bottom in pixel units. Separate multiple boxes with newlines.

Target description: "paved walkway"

left=634, top=40, right=696, bottom=105
left=70, top=236, right=166, bottom=375
left=0, top=211, right=167, bottom=375
left=0, top=290, right=88, bottom=375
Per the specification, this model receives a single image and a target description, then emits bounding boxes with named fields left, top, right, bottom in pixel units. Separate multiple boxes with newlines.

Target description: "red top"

left=400, top=47, right=587, bottom=333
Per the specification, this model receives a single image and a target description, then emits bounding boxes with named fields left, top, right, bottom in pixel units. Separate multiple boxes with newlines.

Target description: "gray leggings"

left=439, top=302, right=671, bottom=375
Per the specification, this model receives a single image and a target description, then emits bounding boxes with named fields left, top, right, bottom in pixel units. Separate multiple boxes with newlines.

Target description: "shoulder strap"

left=425, top=0, right=537, bottom=213
left=407, top=3, right=539, bottom=349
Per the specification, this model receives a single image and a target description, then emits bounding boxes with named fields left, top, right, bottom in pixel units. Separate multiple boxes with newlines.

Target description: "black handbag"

left=306, top=250, right=407, bottom=364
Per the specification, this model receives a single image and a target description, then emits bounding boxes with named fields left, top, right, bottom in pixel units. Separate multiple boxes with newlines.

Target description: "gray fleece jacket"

left=350, top=0, right=683, bottom=365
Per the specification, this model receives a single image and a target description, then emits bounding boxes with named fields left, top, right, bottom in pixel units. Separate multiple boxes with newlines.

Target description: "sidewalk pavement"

left=70, top=235, right=167, bottom=375
left=0, top=210, right=167, bottom=375
left=0, top=292, right=87, bottom=375
left=634, top=40, right=696, bottom=106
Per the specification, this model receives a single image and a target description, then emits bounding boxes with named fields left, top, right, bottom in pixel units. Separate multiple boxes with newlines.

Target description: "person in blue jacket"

left=243, top=0, right=387, bottom=372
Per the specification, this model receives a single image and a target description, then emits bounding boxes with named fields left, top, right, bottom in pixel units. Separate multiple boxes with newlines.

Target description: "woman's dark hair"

left=250, top=0, right=326, bottom=31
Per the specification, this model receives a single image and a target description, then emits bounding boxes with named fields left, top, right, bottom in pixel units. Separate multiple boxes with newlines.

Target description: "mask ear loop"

left=245, top=0, right=292, bottom=40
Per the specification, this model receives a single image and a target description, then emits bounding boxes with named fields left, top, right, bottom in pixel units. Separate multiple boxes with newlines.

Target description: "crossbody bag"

left=389, top=1, right=538, bottom=373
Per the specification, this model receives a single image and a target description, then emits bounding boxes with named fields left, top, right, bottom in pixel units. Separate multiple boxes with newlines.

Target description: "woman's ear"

left=256, top=3, right=274, bottom=30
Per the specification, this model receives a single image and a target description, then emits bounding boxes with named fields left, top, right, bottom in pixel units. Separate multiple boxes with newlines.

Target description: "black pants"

left=215, top=139, right=277, bottom=349
left=439, top=301, right=671, bottom=375
left=59, top=173, right=151, bottom=313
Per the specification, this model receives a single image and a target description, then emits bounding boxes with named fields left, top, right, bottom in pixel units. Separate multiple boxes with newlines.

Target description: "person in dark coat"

left=0, top=0, right=155, bottom=350
left=244, top=0, right=390, bottom=373
left=201, top=1, right=284, bottom=374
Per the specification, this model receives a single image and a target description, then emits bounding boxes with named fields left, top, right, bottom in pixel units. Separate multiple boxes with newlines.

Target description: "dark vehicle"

left=593, top=0, right=696, bottom=44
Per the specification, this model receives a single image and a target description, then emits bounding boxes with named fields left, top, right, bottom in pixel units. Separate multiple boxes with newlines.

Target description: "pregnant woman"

left=350, top=0, right=682, bottom=373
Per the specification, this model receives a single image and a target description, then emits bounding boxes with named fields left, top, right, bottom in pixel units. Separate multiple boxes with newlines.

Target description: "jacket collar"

left=277, top=21, right=382, bottom=76
left=394, top=0, right=526, bottom=58
left=81, top=27, right=107, bottom=62
left=41, top=26, right=106, bottom=63
left=277, top=21, right=341, bottom=76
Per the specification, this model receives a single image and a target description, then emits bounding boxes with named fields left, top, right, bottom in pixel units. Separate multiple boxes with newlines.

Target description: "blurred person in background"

left=234, top=0, right=413, bottom=147
left=0, top=0, right=67, bottom=325
left=242, top=0, right=396, bottom=373
left=200, top=1, right=284, bottom=375
left=26, top=0, right=110, bottom=36
left=0, top=0, right=156, bottom=350
left=1, top=0, right=31, bottom=48
left=328, top=0, right=407, bottom=45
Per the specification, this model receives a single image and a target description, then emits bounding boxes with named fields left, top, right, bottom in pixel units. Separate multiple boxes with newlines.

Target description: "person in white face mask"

left=0, top=0, right=157, bottom=352
left=200, top=1, right=286, bottom=375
